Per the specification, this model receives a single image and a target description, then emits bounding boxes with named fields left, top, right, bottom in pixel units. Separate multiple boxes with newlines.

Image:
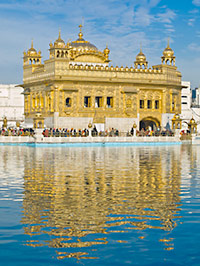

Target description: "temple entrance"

left=140, top=117, right=160, bottom=131
left=33, top=117, right=44, bottom=129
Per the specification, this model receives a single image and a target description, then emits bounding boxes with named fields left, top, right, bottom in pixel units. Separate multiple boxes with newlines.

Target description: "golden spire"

left=167, top=37, right=170, bottom=48
left=104, top=44, right=110, bottom=54
left=54, top=28, right=65, bottom=46
left=140, top=42, right=142, bottom=53
left=28, top=39, right=36, bottom=53
left=78, top=24, right=83, bottom=39
left=58, top=28, right=61, bottom=40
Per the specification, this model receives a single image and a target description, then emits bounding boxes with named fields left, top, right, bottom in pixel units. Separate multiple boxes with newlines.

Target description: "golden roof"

left=163, top=39, right=174, bottom=57
left=190, top=117, right=196, bottom=124
left=172, top=113, right=181, bottom=121
left=54, top=30, right=65, bottom=47
left=135, top=50, right=147, bottom=63
left=104, top=45, right=110, bottom=54
left=28, top=40, right=37, bottom=55
left=69, top=24, right=98, bottom=51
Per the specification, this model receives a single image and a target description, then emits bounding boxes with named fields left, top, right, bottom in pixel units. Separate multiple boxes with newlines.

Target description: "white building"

left=181, top=81, right=200, bottom=132
left=0, top=84, right=24, bottom=127
left=192, top=87, right=200, bottom=106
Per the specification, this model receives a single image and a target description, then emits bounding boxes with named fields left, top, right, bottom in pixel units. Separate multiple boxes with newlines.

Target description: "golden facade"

left=21, top=25, right=182, bottom=130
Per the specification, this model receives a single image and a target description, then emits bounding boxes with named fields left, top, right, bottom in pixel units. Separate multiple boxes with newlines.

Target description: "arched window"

left=155, top=100, right=159, bottom=109
left=40, top=96, right=44, bottom=108
left=140, top=100, right=144, bottom=109
left=147, top=100, right=152, bottom=109
left=166, top=59, right=170, bottom=65
left=48, top=97, right=51, bottom=110
left=66, top=97, right=72, bottom=107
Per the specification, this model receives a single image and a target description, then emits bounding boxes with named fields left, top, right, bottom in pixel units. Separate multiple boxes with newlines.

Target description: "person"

left=44, top=129, right=49, bottom=137
left=130, top=127, right=134, bottom=136
left=92, top=125, right=98, bottom=136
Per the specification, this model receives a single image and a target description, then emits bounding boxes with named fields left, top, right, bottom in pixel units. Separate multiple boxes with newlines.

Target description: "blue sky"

left=0, top=0, right=200, bottom=87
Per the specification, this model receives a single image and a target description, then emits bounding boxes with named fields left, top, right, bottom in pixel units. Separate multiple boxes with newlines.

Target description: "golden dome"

left=190, top=117, right=196, bottom=124
left=28, top=40, right=37, bottom=55
left=173, top=114, right=180, bottom=120
left=163, top=47, right=174, bottom=57
left=134, top=45, right=148, bottom=69
left=70, top=24, right=98, bottom=51
left=163, top=39, right=174, bottom=57
left=54, top=30, right=65, bottom=47
left=104, top=45, right=110, bottom=55
left=135, top=46, right=147, bottom=63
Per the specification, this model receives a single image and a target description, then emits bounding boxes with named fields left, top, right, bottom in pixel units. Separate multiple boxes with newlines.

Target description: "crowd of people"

left=0, top=125, right=179, bottom=138
left=42, top=127, right=120, bottom=137
left=135, top=128, right=174, bottom=137
left=0, top=128, right=35, bottom=136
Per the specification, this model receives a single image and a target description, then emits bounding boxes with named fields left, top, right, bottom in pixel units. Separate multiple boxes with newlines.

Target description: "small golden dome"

left=163, top=39, right=174, bottom=57
left=163, top=47, right=174, bottom=57
left=134, top=45, right=148, bottom=69
left=54, top=30, right=65, bottom=47
left=174, top=113, right=180, bottom=120
left=104, top=45, right=110, bottom=54
left=28, top=40, right=37, bottom=55
left=133, top=122, right=137, bottom=128
left=135, top=48, right=147, bottom=63
left=190, top=117, right=196, bottom=124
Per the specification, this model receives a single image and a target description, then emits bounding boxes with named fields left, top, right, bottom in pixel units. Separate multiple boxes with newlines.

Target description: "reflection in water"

left=17, top=145, right=183, bottom=260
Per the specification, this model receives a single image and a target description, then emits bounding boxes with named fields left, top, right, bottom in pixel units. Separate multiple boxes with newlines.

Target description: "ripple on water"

left=0, top=145, right=200, bottom=265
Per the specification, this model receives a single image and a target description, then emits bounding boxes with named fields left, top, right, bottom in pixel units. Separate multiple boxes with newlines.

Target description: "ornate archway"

left=140, top=117, right=160, bottom=131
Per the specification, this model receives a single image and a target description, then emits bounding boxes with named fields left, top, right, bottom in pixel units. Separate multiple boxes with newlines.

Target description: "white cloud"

left=188, top=18, right=195, bottom=26
left=196, top=31, right=200, bottom=37
left=188, top=43, right=200, bottom=52
left=133, top=6, right=153, bottom=26
left=189, top=9, right=199, bottom=14
left=156, top=9, right=176, bottom=24
left=0, top=0, right=179, bottom=83
left=192, top=0, right=200, bottom=6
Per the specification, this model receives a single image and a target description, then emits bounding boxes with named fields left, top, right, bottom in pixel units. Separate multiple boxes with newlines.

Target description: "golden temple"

left=21, top=25, right=182, bottom=131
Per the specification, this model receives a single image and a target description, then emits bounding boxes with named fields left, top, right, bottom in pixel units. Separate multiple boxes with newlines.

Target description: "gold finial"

left=31, top=39, right=34, bottom=48
left=58, top=28, right=61, bottom=39
left=167, top=37, right=170, bottom=48
left=78, top=24, right=83, bottom=39
left=140, top=42, right=142, bottom=53
left=67, top=39, right=72, bottom=48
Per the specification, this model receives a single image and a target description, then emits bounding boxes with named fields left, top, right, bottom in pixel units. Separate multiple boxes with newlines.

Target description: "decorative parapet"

left=68, top=63, right=163, bottom=74
left=23, top=61, right=181, bottom=85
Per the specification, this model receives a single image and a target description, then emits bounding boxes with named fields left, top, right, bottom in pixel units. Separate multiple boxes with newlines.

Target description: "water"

left=0, top=145, right=200, bottom=266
